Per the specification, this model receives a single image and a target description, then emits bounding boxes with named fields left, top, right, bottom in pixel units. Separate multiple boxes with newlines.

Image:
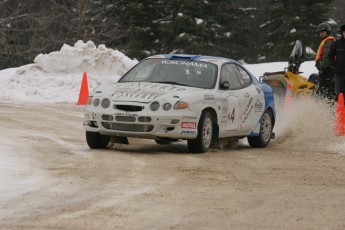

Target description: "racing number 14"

left=229, top=108, right=235, bottom=123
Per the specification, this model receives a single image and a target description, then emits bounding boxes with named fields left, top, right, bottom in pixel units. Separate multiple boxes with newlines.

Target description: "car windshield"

left=119, top=58, right=217, bottom=89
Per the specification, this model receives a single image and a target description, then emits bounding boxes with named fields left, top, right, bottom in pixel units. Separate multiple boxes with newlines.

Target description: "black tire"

left=155, top=139, right=172, bottom=145
left=187, top=111, right=213, bottom=153
left=247, top=110, right=273, bottom=148
left=86, top=131, right=111, bottom=149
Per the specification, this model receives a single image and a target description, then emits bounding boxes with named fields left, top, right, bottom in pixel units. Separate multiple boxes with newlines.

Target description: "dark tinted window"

left=220, top=64, right=242, bottom=90
left=236, top=65, right=252, bottom=87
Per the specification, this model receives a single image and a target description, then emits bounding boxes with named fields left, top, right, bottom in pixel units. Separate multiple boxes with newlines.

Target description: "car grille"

left=102, top=122, right=154, bottom=132
left=114, top=104, right=144, bottom=111
left=138, top=116, right=151, bottom=122
left=115, top=116, right=136, bottom=122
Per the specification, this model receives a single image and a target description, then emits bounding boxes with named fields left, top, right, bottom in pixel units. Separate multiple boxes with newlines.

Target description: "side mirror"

left=220, top=81, right=230, bottom=90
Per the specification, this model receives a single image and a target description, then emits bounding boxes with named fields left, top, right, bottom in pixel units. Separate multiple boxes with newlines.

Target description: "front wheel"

left=247, top=110, right=273, bottom=148
left=86, top=131, right=111, bottom=149
left=187, top=111, right=213, bottom=153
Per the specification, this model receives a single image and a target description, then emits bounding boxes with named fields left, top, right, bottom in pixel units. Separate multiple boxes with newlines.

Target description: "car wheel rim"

left=203, top=117, right=212, bottom=148
left=261, top=113, right=271, bottom=142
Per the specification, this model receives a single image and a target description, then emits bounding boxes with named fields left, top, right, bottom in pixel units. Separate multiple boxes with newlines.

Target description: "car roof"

left=147, top=54, right=241, bottom=65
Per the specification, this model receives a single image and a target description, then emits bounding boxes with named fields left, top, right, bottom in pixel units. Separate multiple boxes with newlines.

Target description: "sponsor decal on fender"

left=254, top=99, right=263, bottom=112
left=240, top=97, right=254, bottom=128
left=181, top=122, right=197, bottom=129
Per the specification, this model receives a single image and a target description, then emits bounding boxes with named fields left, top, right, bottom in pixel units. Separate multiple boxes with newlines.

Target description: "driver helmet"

left=316, top=22, right=331, bottom=34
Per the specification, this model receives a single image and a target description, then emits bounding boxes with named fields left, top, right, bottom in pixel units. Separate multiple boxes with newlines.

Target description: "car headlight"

left=93, top=98, right=100, bottom=107
left=150, top=102, right=160, bottom=111
left=173, top=101, right=189, bottom=110
left=101, top=98, right=110, bottom=108
left=162, top=103, right=172, bottom=111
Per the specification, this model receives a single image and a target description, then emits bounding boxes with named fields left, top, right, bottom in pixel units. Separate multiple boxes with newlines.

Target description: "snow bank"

left=31, top=40, right=137, bottom=76
left=0, top=41, right=138, bottom=103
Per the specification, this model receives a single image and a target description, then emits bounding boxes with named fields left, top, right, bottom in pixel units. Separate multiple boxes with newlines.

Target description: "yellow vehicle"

left=260, top=40, right=316, bottom=104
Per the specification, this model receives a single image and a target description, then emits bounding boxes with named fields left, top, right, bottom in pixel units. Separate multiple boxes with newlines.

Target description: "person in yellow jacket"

left=315, top=22, right=336, bottom=102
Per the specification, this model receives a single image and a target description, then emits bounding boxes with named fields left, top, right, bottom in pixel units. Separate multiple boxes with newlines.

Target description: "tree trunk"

left=77, top=0, right=84, bottom=40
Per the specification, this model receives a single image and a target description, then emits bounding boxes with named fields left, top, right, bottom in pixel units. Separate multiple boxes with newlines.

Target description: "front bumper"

left=83, top=110, right=199, bottom=140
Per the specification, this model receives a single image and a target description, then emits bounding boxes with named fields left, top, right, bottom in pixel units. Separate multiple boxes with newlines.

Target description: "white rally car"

left=83, top=54, right=276, bottom=153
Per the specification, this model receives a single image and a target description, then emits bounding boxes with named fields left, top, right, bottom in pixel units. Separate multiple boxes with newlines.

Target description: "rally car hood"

left=93, top=82, right=203, bottom=103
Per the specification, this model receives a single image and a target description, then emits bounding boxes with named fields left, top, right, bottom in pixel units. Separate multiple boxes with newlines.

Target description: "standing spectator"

left=315, top=22, right=336, bottom=101
left=329, top=24, right=345, bottom=104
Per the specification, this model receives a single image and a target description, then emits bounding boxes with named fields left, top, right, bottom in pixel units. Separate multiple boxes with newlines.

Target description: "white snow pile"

left=0, top=40, right=138, bottom=103
left=30, top=40, right=137, bottom=76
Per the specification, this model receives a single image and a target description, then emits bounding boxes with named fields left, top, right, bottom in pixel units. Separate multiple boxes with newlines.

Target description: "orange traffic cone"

left=77, top=72, right=89, bottom=105
left=333, top=93, right=345, bottom=136
left=284, top=84, right=293, bottom=108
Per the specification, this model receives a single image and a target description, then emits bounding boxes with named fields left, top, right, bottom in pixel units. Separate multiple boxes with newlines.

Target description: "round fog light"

left=101, top=98, right=110, bottom=108
left=163, top=103, right=172, bottom=111
left=150, top=102, right=160, bottom=111
left=93, top=98, right=100, bottom=107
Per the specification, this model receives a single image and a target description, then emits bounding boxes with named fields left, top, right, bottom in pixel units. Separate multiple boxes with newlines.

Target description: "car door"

left=235, top=65, right=265, bottom=131
left=219, top=63, right=241, bottom=131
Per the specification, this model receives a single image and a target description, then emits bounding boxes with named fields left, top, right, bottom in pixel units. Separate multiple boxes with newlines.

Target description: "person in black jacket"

left=329, top=24, right=345, bottom=103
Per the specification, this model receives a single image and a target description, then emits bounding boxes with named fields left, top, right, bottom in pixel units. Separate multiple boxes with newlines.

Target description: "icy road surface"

left=1, top=101, right=345, bottom=229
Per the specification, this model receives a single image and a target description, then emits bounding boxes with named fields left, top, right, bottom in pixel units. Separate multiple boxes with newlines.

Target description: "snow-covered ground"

left=1, top=40, right=342, bottom=149
left=0, top=40, right=342, bottom=150
left=0, top=40, right=318, bottom=104
left=1, top=41, right=345, bottom=229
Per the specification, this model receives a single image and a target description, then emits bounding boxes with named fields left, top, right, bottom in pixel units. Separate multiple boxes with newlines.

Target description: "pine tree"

left=260, top=0, right=335, bottom=62
left=0, top=0, right=339, bottom=69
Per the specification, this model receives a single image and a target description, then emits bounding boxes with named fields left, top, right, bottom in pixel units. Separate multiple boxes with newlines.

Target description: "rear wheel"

left=86, top=131, right=111, bottom=149
left=247, top=110, right=273, bottom=148
left=187, top=111, right=213, bottom=153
